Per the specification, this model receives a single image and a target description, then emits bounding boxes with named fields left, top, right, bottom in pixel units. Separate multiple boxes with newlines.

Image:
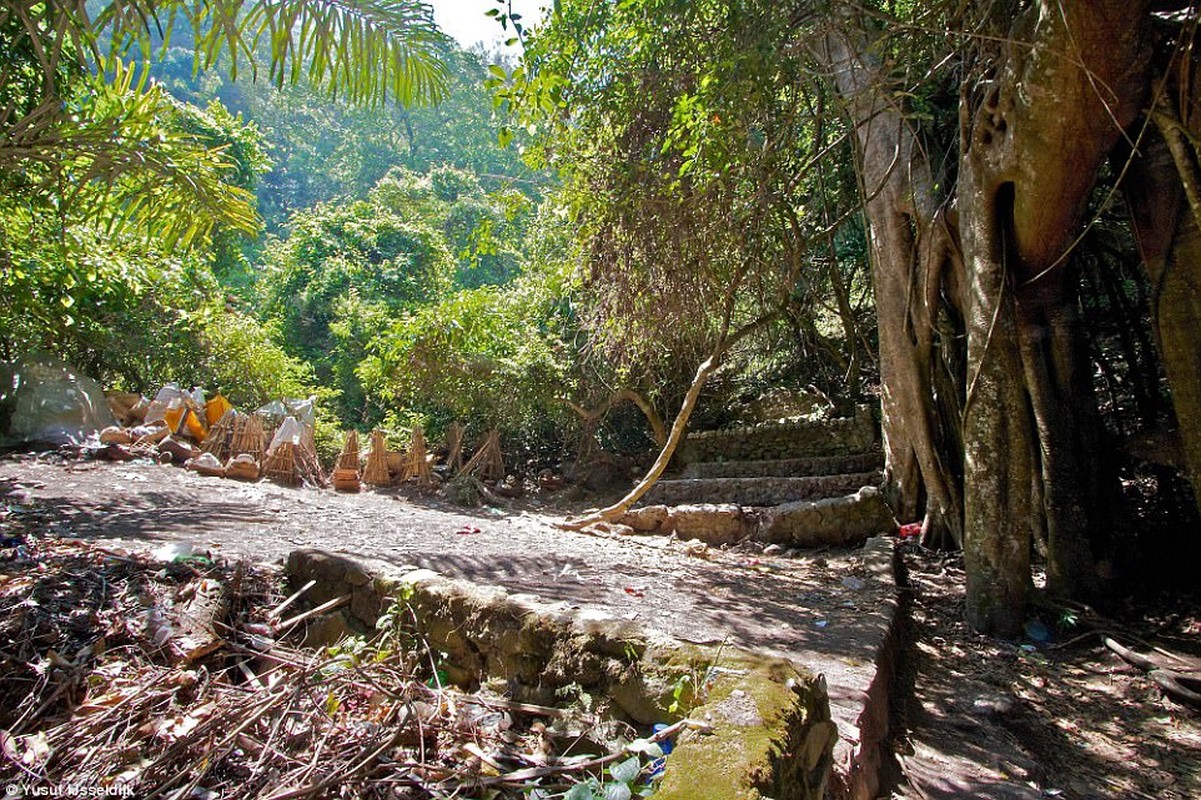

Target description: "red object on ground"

left=899, top=522, right=922, bottom=540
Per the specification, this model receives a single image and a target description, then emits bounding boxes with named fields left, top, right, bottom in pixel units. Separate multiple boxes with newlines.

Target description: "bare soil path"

left=5, top=453, right=1197, bottom=799
left=0, top=454, right=888, bottom=669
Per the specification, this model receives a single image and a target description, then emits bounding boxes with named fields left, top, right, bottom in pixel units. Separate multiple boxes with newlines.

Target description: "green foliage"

left=1, top=59, right=261, bottom=251
left=498, top=0, right=866, bottom=408
left=155, top=47, right=540, bottom=232
left=1, top=0, right=449, bottom=253
left=255, top=161, right=552, bottom=430
left=0, top=0, right=450, bottom=416
left=0, top=214, right=312, bottom=408
left=0, top=50, right=298, bottom=404
left=257, top=189, right=457, bottom=424
left=362, top=270, right=572, bottom=437
left=71, top=0, right=449, bottom=107
left=541, top=750, right=657, bottom=800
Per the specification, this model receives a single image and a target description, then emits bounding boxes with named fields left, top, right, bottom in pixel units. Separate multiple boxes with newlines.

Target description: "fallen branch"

left=1105, top=637, right=1201, bottom=708
left=268, top=580, right=317, bottom=621
left=466, top=716, right=710, bottom=788
left=272, top=593, right=351, bottom=635
left=559, top=310, right=779, bottom=531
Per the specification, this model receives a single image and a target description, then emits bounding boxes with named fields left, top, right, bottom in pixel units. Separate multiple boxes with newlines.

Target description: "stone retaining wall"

left=282, top=548, right=839, bottom=799
left=761, top=486, right=899, bottom=547
left=644, top=472, right=882, bottom=507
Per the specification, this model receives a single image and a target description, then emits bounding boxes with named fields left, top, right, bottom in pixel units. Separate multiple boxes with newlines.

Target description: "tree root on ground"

left=1104, top=636, right=1201, bottom=708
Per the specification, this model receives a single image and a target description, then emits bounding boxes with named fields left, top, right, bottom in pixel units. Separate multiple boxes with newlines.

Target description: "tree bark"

left=1125, top=69, right=1201, bottom=517
left=958, top=0, right=1151, bottom=633
left=821, top=23, right=966, bottom=545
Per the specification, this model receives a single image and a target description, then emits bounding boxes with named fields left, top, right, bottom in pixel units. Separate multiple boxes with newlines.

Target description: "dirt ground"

left=891, top=548, right=1201, bottom=800
left=2, top=451, right=1199, bottom=798
left=0, top=453, right=889, bottom=667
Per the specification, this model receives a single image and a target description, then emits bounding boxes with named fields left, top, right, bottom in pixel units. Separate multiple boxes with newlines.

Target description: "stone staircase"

left=627, top=405, right=898, bottom=548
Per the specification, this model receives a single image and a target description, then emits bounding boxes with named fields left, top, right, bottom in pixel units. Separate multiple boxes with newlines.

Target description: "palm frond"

left=89, top=0, right=452, bottom=106
left=1, top=60, right=260, bottom=249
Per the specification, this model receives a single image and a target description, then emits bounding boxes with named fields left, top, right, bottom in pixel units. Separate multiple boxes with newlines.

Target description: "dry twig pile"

left=0, top=539, right=672, bottom=799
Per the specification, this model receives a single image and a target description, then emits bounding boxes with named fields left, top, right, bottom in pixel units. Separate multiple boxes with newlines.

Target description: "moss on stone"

left=656, top=654, right=833, bottom=800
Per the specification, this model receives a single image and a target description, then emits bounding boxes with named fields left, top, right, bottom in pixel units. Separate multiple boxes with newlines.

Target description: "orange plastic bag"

left=205, top=394, right=233, bottom=426
left=163, top=401, right=186, bottom=435
left=184, top=409, right=208, bottom=442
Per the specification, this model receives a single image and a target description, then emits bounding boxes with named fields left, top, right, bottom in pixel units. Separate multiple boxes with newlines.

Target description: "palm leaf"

left=88, top=0, right=452, bottom=106
left=4, top=60, right=260, bottom=249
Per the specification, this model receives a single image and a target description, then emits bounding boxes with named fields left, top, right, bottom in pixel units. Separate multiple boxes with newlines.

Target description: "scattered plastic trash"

left=152, top=541, right=212, bottom=566
left=454, top=525, right=482, bottom=535
left=1024, top=618, right=1052, bottom=643
left=898, top=522, right=922, bottom=539
left=649, top=722, right=673, bottom=779
left=256, top=397, right=317, bottom=428
left=556, top=564, right=584, bottom=581
left=623, top=585, right=647, bottom=598
left=815, top=619, right=829, bottom=628
left=266, top=417, right=303, bottom=457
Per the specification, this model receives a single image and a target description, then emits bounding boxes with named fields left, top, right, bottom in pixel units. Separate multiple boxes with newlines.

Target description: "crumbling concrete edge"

left=283, top=548, right=839, bottom=800
left=827, top=536, right=905, bottom=800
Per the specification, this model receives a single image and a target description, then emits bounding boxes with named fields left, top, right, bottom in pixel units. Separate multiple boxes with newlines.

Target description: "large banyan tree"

left=518, top=0, right=1201, bottom=636
left=820, top=0, right=1201, bottom=634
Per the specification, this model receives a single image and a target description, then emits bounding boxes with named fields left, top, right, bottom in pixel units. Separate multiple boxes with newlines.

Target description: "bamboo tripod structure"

left=363, top=429, right=391, bottom=486
left=332, top=430, right=361, bottom=492
left=461, top=429, right=505, bottom=482
left=401, top=426, right=433, bottom=484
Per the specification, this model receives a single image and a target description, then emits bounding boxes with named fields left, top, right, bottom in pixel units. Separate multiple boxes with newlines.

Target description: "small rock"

left=971, top=694, right=1015, bottom=718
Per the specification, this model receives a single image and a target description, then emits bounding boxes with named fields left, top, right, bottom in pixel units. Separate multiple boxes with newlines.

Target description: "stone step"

left=643, top=471, right=882, bottom=507
left=679, top=404, right=877, bottom=463
left=681, top=452, right=884, bottom=479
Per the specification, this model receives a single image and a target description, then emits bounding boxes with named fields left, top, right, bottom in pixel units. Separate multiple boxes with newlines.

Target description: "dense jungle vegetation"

left=3, top=0, right=1201, bottom=634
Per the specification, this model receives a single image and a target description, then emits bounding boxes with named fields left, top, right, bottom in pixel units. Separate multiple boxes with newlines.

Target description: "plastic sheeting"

left=256, top=397, right=316, bottom=429
left=266, top=416, right=303, bottom=457
left=0, top=357, right=115, bottom=446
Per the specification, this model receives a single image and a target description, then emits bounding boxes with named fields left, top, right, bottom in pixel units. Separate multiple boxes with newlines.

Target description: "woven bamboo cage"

left=231, top=414, right=266, bottom=461
left=262, top=442, right=298, bottom=486
left=401, top=426, right=433, bottom=484
left=262, top=423, right=325, bottom=488
left=297, top=427, right=326, bottom=487
left=203, top=410, right=266, bottom=465
left=332, top=431, right=361, bottom=492
left=202, top=410, right=237, bottom=461
left=363, top=429, right=392, bottom=486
